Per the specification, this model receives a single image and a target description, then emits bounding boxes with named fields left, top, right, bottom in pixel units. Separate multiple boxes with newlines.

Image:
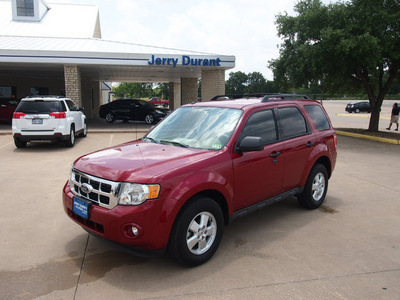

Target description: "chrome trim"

left=70, top=169, right=120, bottom=209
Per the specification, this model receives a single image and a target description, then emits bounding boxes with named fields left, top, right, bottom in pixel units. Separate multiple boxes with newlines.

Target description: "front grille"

left=70, top=169, right=120, bottom=209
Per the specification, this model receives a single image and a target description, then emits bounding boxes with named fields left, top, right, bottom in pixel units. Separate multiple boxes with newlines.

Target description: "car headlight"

left=119, top=183, right=160, bottom=205
left=155, top=110, right=165, bottom=115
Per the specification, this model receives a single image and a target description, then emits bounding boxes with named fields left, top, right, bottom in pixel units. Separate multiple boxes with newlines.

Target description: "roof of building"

left=0, top=0, right=235, bottom=82
left=0, top=0, right=100, bottom=38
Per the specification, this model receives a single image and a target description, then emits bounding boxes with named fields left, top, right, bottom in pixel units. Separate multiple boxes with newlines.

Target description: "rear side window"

left=239, top=110, right=278, bottom=145
left=16, top=101, right=64, bottom=114
left=304, top=105, right=330, bottom=131
left=278, top=107, right=308, bottom=139
left=66, top=100, right=78, bottom=111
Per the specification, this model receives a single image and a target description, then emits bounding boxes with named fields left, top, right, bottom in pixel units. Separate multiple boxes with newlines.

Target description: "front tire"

left=168, top=196, right=223, bottom=266
left=297, top=164, right=328, bottom=209
left=79, top=121, right=87, bottom=137
left=65, top=127, right=75, bottom=147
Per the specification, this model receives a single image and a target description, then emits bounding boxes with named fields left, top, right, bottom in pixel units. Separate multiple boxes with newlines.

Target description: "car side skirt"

left=230, top=187, right=304, bottom=223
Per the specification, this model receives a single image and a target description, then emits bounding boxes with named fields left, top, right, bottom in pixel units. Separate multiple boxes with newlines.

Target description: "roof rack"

left=209, top=93, right=310, bottom=102
left=210, top=93, right=275, bottom=101
left=24, top=95, right=65, bottom=99
left=261, top=94, right=310, bottom=102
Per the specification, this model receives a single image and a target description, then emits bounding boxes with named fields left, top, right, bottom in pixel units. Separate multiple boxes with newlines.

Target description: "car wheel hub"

left=186, top=212, right=216, bottom=255
left=312, top=172, right=325, bottom=201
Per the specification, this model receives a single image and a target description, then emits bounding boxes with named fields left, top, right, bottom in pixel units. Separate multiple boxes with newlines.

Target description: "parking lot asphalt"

left=0, top=100, right=399, bottom=299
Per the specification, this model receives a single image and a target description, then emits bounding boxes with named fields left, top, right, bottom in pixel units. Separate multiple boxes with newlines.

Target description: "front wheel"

left=65, top=127, right=75, bottom=147
left=145, top=114, right=155, bottom=124
left=79, top=121, right=87, bottom=137
left=297, top=163, right=328, bottom=209
left=168, top=196, right=223, bottom=266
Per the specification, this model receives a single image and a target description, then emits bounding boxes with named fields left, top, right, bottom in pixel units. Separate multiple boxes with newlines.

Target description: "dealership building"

left=0, top=0, right=235, bottom=118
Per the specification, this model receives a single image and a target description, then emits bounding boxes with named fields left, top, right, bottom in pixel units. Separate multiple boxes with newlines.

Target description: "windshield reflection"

left=144, top=106, right=242, bottom=150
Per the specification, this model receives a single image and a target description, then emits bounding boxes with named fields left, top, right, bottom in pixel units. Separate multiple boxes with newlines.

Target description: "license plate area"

left=73, top=197, right=92, bottom=219
left=32, top=118, right=43, bottom=125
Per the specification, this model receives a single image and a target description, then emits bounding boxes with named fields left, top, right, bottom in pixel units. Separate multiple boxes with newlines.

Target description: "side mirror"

left=79, top=107, right=84, bottom=112
left=236, top=136, right=264, bottom=153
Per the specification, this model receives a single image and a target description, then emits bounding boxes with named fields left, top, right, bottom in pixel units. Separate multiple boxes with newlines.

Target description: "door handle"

left=306, top=141, right=315, bottom=148
left=270, top=151, right=281, bottom=158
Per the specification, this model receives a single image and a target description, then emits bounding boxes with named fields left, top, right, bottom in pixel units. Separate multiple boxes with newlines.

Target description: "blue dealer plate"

left=73, top=197, right=91, bottom=219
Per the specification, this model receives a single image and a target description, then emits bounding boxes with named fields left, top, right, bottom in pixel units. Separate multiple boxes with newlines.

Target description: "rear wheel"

left=145, top=114, right=154, bottom=124
left=297, top=163, right=328, bottom=209
left=105, top=113, right=115, bottom=123
left=169, top=196, right=223, bottom=266
left=65, top=126, right=75, bottom=147
left=14, top=139, right=27, bottom=148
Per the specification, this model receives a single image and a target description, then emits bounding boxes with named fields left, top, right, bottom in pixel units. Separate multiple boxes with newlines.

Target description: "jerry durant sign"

left=148, top=55, right=222, bottom=68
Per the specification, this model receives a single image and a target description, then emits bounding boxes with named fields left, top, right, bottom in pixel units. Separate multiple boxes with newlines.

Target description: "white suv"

left=12, top=96, right=87, bottom=148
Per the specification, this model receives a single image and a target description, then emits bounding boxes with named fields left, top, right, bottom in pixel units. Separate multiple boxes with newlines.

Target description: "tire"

left=168, top=196, right=224, bottom=266
left=355, top=108, right=360, bottom=113
left=105, top=113, right=115, bottom=123
left=79, top=121, right=87, bottom=137
left=65, top=126, right=75, bottom=147
left=14, top=139, right=27, bottom=148
left=145, top=114, right=155, bottom=124
left=297, top=163, right=328, bottom=209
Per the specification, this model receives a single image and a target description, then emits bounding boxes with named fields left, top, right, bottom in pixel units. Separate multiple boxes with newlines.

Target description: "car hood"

left=73, top=140, right=218, bottom=183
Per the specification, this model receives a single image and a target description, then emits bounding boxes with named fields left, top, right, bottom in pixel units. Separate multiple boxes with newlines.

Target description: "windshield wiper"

left=142, top=137, right=159, bottom=144
left=160, top=140, right=189, bottom=148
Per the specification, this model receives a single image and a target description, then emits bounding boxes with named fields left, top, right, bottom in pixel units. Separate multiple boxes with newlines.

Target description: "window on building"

left=0, top=86, right=17, bottom=98
left=30, top=87, right=49, bottom=96
left=17, top=0, right=34, bottom=17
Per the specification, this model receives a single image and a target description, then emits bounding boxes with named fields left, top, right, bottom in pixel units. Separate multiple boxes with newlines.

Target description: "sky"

left=53, top=0, right=335, bottom=80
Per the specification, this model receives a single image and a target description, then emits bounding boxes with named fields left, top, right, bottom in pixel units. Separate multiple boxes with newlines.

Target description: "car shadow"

left=60, top=195, right=342, bottom=295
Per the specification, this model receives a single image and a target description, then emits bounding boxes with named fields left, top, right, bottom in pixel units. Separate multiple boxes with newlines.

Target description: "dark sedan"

left=99, top=99, right=169, bottom=124
left=345, top=101, right=371, bottom=113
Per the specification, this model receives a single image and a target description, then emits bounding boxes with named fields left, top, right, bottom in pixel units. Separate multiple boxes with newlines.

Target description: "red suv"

left=63, top=96, right=337, bottom=266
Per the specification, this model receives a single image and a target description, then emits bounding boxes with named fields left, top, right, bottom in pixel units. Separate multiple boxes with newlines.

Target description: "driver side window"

left=239, top=110, right=278, bottom=145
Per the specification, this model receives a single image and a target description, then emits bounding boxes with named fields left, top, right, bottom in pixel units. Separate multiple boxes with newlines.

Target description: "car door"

left=66, top=100, right=82, bottom=130
left=277, top=106, right=316, bottom=192
left=232, top=109, right=285, bottom=211
left=133, top=100, right=148, bottom=121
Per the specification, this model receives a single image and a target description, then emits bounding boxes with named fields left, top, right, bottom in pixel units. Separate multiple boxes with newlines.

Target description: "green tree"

left=269, top=0, right=400, bottom=131
left=153, top=83, right=169, bottom=99
left=226, top=71, right=248, bottom=94
left=112, top=82, right=153, bottom=99
left=247, top=72, right=268, bottom=93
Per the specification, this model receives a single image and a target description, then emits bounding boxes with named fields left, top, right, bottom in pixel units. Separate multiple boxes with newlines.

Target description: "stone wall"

left=201, top=70, right=225, bottom=102
left=64, top=65, right=82, bottom=106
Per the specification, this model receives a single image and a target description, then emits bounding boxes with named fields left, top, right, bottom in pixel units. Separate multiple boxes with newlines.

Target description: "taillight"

left=13, top=112, right=26, bottom=119
left=49, top=112, right=67, bottom=119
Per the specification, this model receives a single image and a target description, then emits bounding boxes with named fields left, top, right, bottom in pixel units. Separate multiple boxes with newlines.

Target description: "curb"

left=336, top=130, right=400, bottom=145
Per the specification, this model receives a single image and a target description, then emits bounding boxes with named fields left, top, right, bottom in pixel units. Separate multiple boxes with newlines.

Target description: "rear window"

left=16, top=100, right=65, bottom=114
left=304, top=105, right=330, bottom=131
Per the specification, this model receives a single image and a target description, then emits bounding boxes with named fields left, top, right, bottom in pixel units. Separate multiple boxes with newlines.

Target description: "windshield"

left=144, top=106, right=242, bottom=150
